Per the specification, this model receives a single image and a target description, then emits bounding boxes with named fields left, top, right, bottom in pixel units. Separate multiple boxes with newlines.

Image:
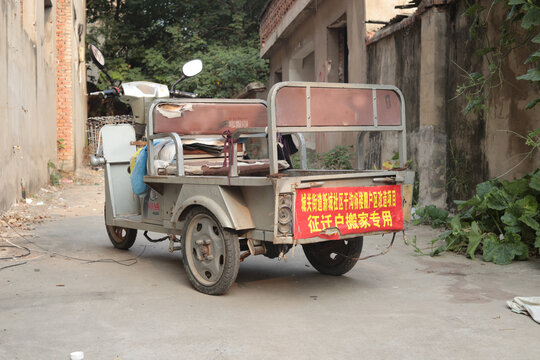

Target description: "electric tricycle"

left=89, top=45, right=414, bottom=295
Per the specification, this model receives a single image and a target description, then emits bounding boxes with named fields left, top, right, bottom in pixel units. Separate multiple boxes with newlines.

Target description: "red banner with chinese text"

left=294, top=185, right=403, bottom=240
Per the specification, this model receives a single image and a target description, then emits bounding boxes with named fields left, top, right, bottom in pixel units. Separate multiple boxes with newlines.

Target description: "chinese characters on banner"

left=294, top=185, right=403, bottom=240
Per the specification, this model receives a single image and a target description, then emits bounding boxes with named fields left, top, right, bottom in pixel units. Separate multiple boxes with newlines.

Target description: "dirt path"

left=0, top=167, right=105, bottom=257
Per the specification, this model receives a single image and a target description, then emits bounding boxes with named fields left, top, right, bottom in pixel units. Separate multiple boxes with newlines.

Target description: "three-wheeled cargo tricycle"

left=94, top=81, right=414, bottom=295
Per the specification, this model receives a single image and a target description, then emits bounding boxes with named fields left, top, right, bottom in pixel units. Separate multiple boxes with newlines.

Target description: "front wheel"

left=302, top=237, right=363, bottom=276
left=182, top=208, right=240, bottom=295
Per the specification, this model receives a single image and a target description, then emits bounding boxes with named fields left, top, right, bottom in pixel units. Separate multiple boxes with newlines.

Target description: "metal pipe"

left=148, top=133, right=185, bottom=176
left=240, top=251, right=251, bottom=262
left=90, top=155, right=105, bottom=166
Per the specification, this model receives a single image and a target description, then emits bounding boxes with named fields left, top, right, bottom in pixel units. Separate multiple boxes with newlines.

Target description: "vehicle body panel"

left=101, top=82, right=413, bottom=246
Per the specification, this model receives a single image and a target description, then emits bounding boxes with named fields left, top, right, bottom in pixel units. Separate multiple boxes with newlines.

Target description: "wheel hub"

left=195, top=239, right=213, bottom=260
left=186, top=214, right=226, bottom=286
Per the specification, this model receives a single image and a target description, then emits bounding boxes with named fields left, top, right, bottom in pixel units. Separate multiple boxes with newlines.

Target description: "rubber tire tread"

left=104, top=205, right=137, bottom=250
left=302, top=237, right=363, bottom=276
left=181, top=207, right=240, bottom=295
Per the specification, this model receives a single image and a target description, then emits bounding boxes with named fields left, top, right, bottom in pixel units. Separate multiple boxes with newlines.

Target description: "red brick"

left=56, top=0, right=74, bottom=163
left=260, top=0, right=297, bottom=47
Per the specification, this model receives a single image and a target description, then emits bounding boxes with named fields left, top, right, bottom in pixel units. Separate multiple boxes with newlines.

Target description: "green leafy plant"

left=410, top=235, right=431, bottom=255
left=496, top=128, right=540, bottom=178
left=417, top=169, right=540, bottom=264
left=413, top=205, right=450, bottom=228
left=86, top=0, right=269, bottom=99
left=524, top=128, right=540, bottom=148
left=382, top=152, right=401, bottom=170
left=455, top=67, right=489, bottom=114
left=446, top=141, right=474, bottom=202
left=317, top=145, right=354, bottom=170
left=47, top=160, right=61, bottom=186
left=57, top=138, right=66, bottom=150
left=457, top=0, right=540, bottom=113
left=290, top=145, right=355, bottom=170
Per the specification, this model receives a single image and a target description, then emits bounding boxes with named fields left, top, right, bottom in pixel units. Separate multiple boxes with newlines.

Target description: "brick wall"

left=56, top=0, right=73, bottom=165
left=260, top=0, right=297, bottom=47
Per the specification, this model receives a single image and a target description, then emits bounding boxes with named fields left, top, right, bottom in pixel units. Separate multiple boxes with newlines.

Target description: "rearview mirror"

left=89, top=44, right=105, bottom=69
left=182, top=59, right=203, bottom=77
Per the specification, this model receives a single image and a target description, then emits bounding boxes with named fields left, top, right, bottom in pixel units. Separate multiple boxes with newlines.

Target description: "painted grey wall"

left=0, top=0, right=57, bottom=211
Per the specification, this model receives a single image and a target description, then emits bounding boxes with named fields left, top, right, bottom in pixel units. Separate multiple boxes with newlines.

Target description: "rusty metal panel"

left=376, top=89, right=402, bottom=126
left=311, top=87, right=375, bottom=126
left=275, top=86, right=307, bottom=126
left=272, top=84, right=403, bottom=128
left=153, top=102, right=267, bottom=135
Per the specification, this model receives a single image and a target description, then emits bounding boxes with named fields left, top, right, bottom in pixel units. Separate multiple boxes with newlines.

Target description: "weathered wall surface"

left=263, top=0, right=368, bottom=84
left=444, top=0, right=540, bottom=201
left=483, top=2, right=540, bottom=182
left=367, top=6, right=450, bottom=208
left=0, top=0, right=57, bottom=211
left=445, top=0, right=489, bottom=202
left=261, top=0, right=539, bottom=207
left=367, top=19, right=421, bottom=173
left=366, top=0, right=540, bottom=206
left=261, top=0, right=367, bottom=156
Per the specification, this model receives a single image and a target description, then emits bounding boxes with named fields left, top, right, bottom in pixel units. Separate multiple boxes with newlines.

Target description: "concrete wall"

left=260, top=0, right=421, bottom=163
left=483, top=5, right=540, bottom=182
left=260, top=0, right=422, bottom=173
left=365, top=0, right=415, bottom=34
left=446, top=0, right=540, bottom=199
left=444, top=1, right=489, bottom=202
left=261, top=0, right=368, bottom=155
left=264, top=0, right=361, bottom=82
left=367, top=17, right=421, bottom=175
left=261, top=0, right=539, bottom=207
left=366, top=0, right=540, bottom=206
left=0, top=0, right=57, bottom=211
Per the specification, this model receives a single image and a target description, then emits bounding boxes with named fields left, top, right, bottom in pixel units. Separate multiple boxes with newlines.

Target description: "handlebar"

left=89, top=87, right=197, bottom=99
left=89, top=88, right=120, bottom=99
left=171, top=90, right=198, bottom=98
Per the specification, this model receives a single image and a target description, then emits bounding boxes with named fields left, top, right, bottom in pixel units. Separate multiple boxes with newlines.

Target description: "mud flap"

left=102, top=124, right=140, bottom=218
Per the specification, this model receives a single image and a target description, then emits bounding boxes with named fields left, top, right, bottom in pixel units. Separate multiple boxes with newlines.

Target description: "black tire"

left=302, top=237, right=363, bottom=276
left=104, top=205, right=137, bottom=250
left=182, top=208, right=240, bottom=295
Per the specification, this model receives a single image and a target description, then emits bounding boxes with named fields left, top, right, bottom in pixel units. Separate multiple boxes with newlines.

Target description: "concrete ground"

left=1, top=178, right=539, bottom=359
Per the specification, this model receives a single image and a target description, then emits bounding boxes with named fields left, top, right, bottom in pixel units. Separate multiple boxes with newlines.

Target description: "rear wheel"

left=104, top=205, right=137, bottom=250
left=302, top=237, right=363, bottom=276
left=182, top=208, right=240, bottom=295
